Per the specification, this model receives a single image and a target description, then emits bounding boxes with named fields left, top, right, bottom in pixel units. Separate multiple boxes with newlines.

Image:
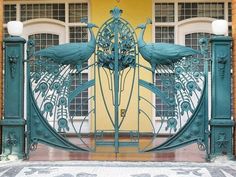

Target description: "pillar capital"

left=4, top=36, right=26, bottom=43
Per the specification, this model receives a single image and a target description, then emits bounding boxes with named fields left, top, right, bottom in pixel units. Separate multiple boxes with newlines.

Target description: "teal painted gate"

left=1, top=7, right=234, bottom=160
left=26, top=7, right=209, bottom=156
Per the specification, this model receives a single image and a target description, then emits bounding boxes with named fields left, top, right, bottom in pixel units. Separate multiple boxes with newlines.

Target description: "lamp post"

left=210, top=20, right=234, bottom=158
left=0, top=21, right=26, bottom=160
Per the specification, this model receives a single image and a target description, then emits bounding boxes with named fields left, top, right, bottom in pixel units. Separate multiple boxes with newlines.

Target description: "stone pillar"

left=0, top=36, right=26, bottom=160
left=210, top=36, right=234, bottom=158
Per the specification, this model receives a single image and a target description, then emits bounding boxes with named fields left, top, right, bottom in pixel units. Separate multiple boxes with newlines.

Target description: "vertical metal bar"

left=204, top=56, right=209, bottom=160
left=26, top=43, right=32, bottom=159
left=114, top=19, right=119, bottom=153
left=94, top=53, right=97, bottom=152
left=137, top=53, right=141, bottom=152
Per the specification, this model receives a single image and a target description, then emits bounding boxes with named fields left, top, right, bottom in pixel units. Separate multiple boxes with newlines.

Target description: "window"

left=28, top=33, right=59, bottom=72
left=4, top=28, right=9, bottom=38
left=185, top=32, right=212, bottom=71
left=68, top=5, right=89, bottom=117
left=69, top=26, right=88, bottom=43
left=229, top=26, right=232, bottom=37
left=178, top=3, right=224, bottom=21
left=155, top=73, right=175, bottom=117
left=28, top=33, right=59, bottom=52
left=68, top=4, right=89, bottom=67
left=154, top=3, right=175, bottom=43
left=155, top=3, right=174, bottom=22
left=228, top=3, right=232, bottom=22
left=69, top=3, right=88, bottom=23
left=185, top=32, right=212, bottom=53
left=69, top=26, right=88, bottom=68
left=155, top=26, right=174, bottom=43
left=69, top=73, right=88, bottom=116
left=20, top=4, right=65, bottom=22
left=153, top=1, right=232, bottom=120
left=28, top=31, right=89, bottom=117
left=4, top=4, right=16, bottom=24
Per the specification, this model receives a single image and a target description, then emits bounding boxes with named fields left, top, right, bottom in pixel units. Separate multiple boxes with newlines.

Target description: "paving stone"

left=0, top=161, right=236, bottom=177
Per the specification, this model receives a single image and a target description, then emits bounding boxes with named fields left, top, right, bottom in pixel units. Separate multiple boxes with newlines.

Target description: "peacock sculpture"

left=28, top=20, right=99, bottom=151
left=136, top=19, right=201, bottom=81
left=34, top=21, right=98, bottom=71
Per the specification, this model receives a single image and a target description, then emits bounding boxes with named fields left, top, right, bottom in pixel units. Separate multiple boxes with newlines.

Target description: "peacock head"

left=136, top=23, right=146, bottom=30
left=136, top=18, right=152, bottom=30
left=80, top=18, right=98, bottom=29
left=87, top=23, right=98, bottom=29
left=145, top=18, right=152, bottom=25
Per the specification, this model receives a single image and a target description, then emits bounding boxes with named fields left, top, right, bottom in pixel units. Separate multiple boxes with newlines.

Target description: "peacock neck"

left=88, top=28, right=96, bottom=47
left=138, top=28, right=146, bottom=48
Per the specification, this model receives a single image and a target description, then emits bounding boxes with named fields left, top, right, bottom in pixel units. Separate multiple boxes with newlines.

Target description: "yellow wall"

left=90, top=0, right=153, bottom=132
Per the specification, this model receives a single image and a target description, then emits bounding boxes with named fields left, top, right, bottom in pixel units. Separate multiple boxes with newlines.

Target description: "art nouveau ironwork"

left=1, top=7, right=233, bottom=160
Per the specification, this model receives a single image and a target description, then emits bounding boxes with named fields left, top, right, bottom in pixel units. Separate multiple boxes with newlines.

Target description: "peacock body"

left=35, top=23, right=98, bottom=69
left=137, top=19, right=201, bottom=72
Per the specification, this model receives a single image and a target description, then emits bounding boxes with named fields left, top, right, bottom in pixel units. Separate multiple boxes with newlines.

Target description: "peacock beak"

left=94, top=25, right=99, bottom=28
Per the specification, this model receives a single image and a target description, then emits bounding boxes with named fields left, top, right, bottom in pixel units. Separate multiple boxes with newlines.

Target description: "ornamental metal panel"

left=25, top=7, right=210, bottom=158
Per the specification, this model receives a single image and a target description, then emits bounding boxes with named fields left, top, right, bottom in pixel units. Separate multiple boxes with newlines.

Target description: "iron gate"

left=9, top=7, right=212, bottom=159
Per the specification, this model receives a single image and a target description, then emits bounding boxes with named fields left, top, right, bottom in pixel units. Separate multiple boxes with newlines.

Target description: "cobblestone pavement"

left=0, top=160, right=236, bottom=177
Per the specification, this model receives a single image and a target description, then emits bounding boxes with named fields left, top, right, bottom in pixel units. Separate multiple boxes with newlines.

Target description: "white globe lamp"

left=212, top=20, right=228, bottom=36
left=7, top=21, right=23, bottom=36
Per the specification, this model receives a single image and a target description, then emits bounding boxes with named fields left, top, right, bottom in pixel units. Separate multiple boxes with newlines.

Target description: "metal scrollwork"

left=199, top=38, right=209, bottom=57
left=139, top=37, right=207, bottom=152
left=97, top=7, right=136, bottom=71
left=28, top=19, right=97, bottom=151
left=30, top=138, right=38, bottom=151
left=26, top=7, right=209, bottom=154
left=58, top=118, right=69, bottom=132
left=197, top=138, right=206, bottom=151
left=95, top=7, right=138, bottom=151
left=27, top=40, right=35, bottom=60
